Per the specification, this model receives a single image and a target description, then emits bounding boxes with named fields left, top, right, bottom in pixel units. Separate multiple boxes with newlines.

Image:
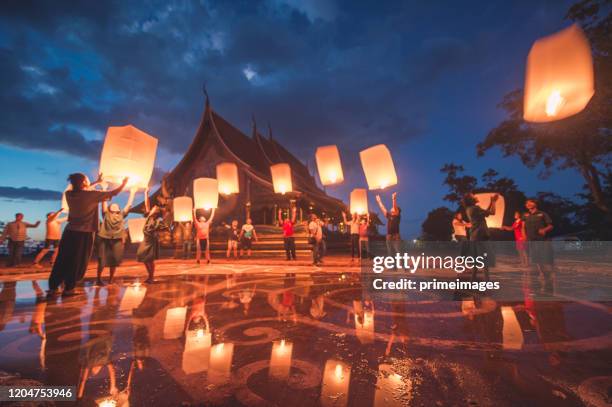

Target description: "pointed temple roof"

left=136, top=97, right=346, bottom=216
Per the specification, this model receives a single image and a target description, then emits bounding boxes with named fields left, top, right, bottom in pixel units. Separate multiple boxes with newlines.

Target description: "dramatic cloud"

left=0, top=186, right=62, bottom=201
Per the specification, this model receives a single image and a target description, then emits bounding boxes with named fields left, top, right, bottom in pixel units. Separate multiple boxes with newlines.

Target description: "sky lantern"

left=359, top=144, right=398, bottom=190
left=163, top=307, right=187, bottom=339
left=208, top=342, right=234, bottom=385
left=99, top=125, right=158, bottom=188
left=350, top=188, right=368, bottom=215
left=475, top=193, right=505, bottom=229
left=524, top=24, right=594, bottom=122
left=270, top=163, right=292, bottom=194
left=315, top=145, right=344, bottom=186
left=269, top=339, right=293, bottom=380
left=193, top=178, right=218, bottom=210
left=182, top=329, right=212, bottom=374
left=173, top=196, right=193, bottom=222
left=501, top=306, right=524, bottom=350
left=127, top=218, right=146, bottom=243
left=216, top=162, right=239, bottom=195
left=321, top=359, right=351, bottom=407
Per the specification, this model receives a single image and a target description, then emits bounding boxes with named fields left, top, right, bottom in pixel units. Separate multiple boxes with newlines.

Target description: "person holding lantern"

left=137, top=188, right=168, bottom=283
left=95, top=185, right=137, bottom=286
left=33, top=208, right=67, bottom=268
left=240, top=218, right=258, bottom=258
left=375, top=192, right=402, bottom=255
left=342, top=211, right=361, bottom=263
left=279, top=206, right=297, bottom=261
left=193, top=207, right=215, bottom=265
left=48, top=173, right=127, bottom=297
left=462, top=192, right=499, bottom=282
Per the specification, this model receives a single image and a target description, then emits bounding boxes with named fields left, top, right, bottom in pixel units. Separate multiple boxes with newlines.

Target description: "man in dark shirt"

left=376, top=192, right=401, bottom=255
left=522, top=199, right=554, bottom=293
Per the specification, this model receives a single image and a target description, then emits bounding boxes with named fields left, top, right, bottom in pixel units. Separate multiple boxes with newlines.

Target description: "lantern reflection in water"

left=208, top=342, right=234, bottom=384
left=321, top=359, right=350, bottom=407
left=359, top=144, right=398, bottom=190
left=193, top=178, right=218, bottom=210
left=99, top=125, right=158, bottom=188
left=350, top=189, right=368, bottom=215
left=374, top=364, right=409, bottom=407
left=216, top=162, right=239, bottom=195
left=315, top=145, right=344, bottom=186
left=269, top=339, right=293, bottom=380
left=127, top=218, right=146, bottom=243
left=270, top=163, right=292, bottom=194
left=474, top=193, right=505, bottom=229
left=119, top=283, right=146, bottom=312
left=501, top=306, right=524, bottom=350
left=173, top=196, right=193, bottom=222
left=182, top=329, right=212, bottom=374
left=524, top=24, right=594, bottom=122
left=163, top=307, right=187, bottom=340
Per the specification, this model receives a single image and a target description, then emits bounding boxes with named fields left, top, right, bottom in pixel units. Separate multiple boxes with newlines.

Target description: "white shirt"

left=452, top=219, right=467, bottom=237
left=349, top=220, right=359, bottom=234
left=308, top=220, right=323, bottom=241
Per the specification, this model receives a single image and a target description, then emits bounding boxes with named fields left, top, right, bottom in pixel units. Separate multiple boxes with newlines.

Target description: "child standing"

left=225, top=220, right=240, bottom=259
left=240, top=218, right=258, bottom=258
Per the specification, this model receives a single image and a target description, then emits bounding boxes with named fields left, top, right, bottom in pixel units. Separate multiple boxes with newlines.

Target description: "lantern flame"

left=335, top=363, right=343, bottom=380
left=196, top=329, right=204, bottom=338
left=98, top=399, right=117, bottom=407
left=545, top=90, right=565, bottom=117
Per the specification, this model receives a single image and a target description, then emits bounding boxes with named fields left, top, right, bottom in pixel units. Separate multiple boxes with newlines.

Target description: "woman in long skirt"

left=48, top=173, right=128, bottom=297
left=96, top=187, right=136, bottom=285
left=137, top=191, right=168, bottom=283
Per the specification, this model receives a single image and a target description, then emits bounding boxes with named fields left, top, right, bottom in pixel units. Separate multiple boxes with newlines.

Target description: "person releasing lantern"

left=216, top=162, right=240, bottom=195
left=359, top=144, right=398, bottom=190
left=99, top=125, right=158, bottom=188
left=315, top=145, right=344, bottom=185
left=270, top=163, right=292, bottom=194
left=523, top=24, right=594, bottom=122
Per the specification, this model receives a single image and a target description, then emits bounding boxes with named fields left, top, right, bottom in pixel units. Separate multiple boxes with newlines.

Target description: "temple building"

left=138, top=95, right=346, bottom=226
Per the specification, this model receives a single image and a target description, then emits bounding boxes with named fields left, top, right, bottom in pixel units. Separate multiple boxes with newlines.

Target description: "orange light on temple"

left=524, top=24, right=594, bottom=122
left=99, top=125, right=158, bottom=188
left=270, top=163, right=292, bottom=194
left=350, top=188, right=368, bottom=215
left=173, top=196, right=193, bottom=222
left=359, top=144, right=397, bottom=190
left=127, top=217, right=146, bottom=243
left=315, top=145, right=344, bottom=186
left=193, top=178, right=218, bottom=210
left=474, top=193, right=505, bottom=229
left=216, top=162, right=240, bottom=195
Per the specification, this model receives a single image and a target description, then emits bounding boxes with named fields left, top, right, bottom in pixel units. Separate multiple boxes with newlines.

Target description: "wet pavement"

left=0, top=269, right=610, bottom=406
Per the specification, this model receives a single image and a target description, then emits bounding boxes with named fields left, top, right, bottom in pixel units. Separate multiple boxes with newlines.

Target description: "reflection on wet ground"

left=0, top=272, right=610, bottom=406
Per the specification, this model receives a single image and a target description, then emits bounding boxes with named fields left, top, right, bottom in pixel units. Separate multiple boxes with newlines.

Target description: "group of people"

left=453, top=193, right=555, bottom=290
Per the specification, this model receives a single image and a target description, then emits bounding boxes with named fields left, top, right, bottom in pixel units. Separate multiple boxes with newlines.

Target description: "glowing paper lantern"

left=99, top=125, right=158, bottom=188
left=269, top=339, right=293, bottom=380
left=474, top=193, right=505, bottom=229
left=315, top=145, right=344, bottom=186
left=374, top=364, right=407, bottom=407
left=163, top=307, right=187, bottom=339
left=359, top=144, right=398, bottom=190
left=119, top=283, right=147, bottom=312
left=501, top=306, right=524, bottom=350
left=193, top=178, right=218, bottom=210
left=216, top=162, right=239, bottom=195
left=350, top=189, right=368, bottom=215
left=321, top=359, right=351, bottom=407
left=182, top=329, right=212, bottom=374
left=209, top=342, right=234, bottom=384
left=127, top=218, right=146, bottom=243
left=270, top=163, right=292, bottom=194
left=524, top=24, right=594, bottom=122
left=173, top=196, right=193, bottom=222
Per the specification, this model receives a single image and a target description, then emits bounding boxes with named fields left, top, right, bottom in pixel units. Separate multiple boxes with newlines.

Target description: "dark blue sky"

left=0, top=0, right=583, bottom=239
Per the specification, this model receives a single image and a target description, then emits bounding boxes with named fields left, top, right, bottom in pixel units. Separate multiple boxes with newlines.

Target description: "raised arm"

left=101, top=183, right=109, bottom=213
left=123, top=187, right=137, bottom=215
left=107, top=177, right=129, bottom=200
left=144, top=187, right=150, bottom=214
left=25, top=220, right=41, bottom=228
left=90, top=173, right=104, bottom=188
left=48, top=208, right=64, bottom=222
left=207, top=208, right=216, bottom=224
left=375, top=195, right=388, bottom=217
left=391, top=192, right=398, bottom=212
left=342, top=211, right=348, bottom=224
left=487, top=194, right=499, bottom=216
left=290, top=206, right=296, bottom=224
